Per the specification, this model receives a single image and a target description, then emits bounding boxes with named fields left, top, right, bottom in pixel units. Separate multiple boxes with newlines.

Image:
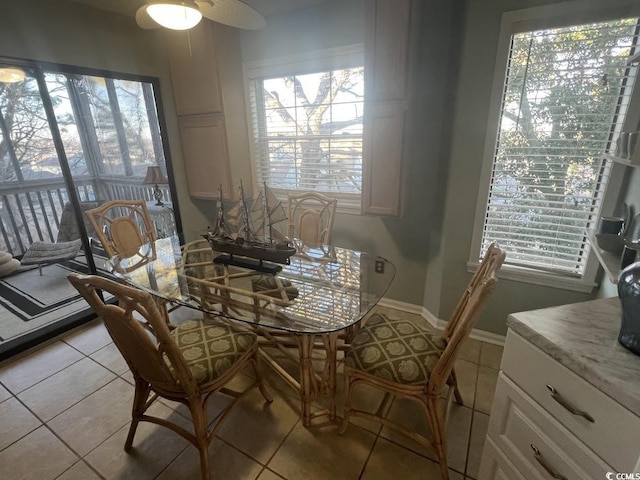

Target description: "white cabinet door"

left=179, top=114, right=232, bottom=200
left=362, top=102, right=405, bottom=216
left=164, top=24, right=223, bottom=116
left=479, top=437, right=527, bottom=480
left=502, top=330, right=640, bottom=472
left=361, top=0, right=412, bottom=217
left=488, top=373, right=610, bottom=480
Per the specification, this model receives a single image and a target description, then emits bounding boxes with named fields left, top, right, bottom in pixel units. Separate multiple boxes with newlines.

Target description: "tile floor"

left=0, top=307, right=502, bottom=480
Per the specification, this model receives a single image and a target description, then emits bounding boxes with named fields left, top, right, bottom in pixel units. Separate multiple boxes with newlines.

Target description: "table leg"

left=294, top=332, right=342, bottom=426
left=322, top=332, right=339, bottom=421
left=297, top=334, right=316, bottom=427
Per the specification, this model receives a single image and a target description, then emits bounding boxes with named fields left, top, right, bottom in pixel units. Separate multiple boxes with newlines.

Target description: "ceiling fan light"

left=146, top=3, right=203, bottom=30
left=0, top=67, right=25, bottom=84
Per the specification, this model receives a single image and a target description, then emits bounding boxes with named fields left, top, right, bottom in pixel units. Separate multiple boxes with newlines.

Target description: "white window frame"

left=243, top=44, right=365, bottom=213
left=470, top=0, right=640, bottom=293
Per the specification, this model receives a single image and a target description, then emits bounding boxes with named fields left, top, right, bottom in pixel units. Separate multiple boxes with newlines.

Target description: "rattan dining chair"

left=85, top=199, right=157, bottom=261
left=340, top=243, right=505, bottom=480
left=84, top=199, right=179, bottom=323
left=68, top=273, right=272, bottom=480
left=288, top=192, right=337, bottom=245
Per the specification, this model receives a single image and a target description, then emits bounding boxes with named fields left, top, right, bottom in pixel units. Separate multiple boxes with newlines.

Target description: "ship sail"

left=249, top=183, right=289, bottom=244
left=213, top=185, right=244, bottom=240
left=265, top=185, right=287, bottom=226
left=251, top=188, right=266, bottom=239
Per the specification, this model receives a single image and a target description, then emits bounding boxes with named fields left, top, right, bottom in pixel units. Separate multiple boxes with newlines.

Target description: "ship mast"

left=238, top=180, right=253, bottom=241
left=215, top=184, right=226, bottom=235
left=263, top=182, right=272, bottom=243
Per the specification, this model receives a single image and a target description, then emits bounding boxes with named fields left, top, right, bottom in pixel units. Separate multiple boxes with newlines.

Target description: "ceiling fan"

left=135, top=0, right=266, bottom=31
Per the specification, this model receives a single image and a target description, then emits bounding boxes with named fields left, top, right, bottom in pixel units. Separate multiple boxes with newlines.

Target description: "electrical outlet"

left=375, top=260, right=384, bottom=274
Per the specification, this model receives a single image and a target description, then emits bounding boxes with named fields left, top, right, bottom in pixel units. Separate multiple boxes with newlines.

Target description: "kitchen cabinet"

left=164, top=23, right=248, bottom=200
left=479, top=298, right=640, bottom=479
left=361, top=0, right=412, bottom=216
left=165, top=24, right=223, bottom=116
left=178, top=114, right=231, bottom=200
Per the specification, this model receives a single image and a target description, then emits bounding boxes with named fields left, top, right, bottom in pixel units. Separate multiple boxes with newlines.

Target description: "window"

left=0, top=62, right=170, bottom=255
left=1, top=70, right=165, bottom=185
left=245, top=47, right=364, bottom=205
left=473, top=13, right=640, bottom=287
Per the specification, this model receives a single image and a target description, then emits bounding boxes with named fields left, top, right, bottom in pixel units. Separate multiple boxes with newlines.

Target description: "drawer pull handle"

left=546, top=384, right=595, bottom=423
left=531, top=444, right=568, bottom=480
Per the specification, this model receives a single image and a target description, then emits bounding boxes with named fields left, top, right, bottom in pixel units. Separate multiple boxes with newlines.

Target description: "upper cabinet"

left=362, top=103, right=405, bottom=216
left=165, top=25, right=223, bottom=116
left=361, top=0, right=412, bottom=216
left=364, top=0, right=410, bottom=101
left=178, top=114, right=231, bottom=200
left=164, top=24, right=251, bottom=199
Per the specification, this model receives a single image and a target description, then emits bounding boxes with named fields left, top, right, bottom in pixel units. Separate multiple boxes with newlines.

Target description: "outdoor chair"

left=287, top=192, right=337, bottom=246
left=339, top=243, right=505, bottom=480
left=20, top=201, right=98, bottom=275
left=67, top=273, right=272, bottom=480
left=56, top=201, right=99, bottom=242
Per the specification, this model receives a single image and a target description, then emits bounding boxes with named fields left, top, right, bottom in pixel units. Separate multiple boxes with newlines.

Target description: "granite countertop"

left=507, top=297, right=640, bottom=415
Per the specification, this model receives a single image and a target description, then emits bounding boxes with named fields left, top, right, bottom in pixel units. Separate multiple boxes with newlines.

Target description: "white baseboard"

left=377, top=297, right=505, bottom=347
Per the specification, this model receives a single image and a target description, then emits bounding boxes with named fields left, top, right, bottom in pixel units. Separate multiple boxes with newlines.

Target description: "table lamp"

left=143, top=166, right=168, bottom=206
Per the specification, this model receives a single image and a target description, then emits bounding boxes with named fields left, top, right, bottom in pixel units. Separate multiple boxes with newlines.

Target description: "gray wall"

left=241, top=0, right=365, bottom=62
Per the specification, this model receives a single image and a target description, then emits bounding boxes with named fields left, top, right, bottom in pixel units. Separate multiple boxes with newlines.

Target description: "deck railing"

left=0, top=176, right=170, bottom=256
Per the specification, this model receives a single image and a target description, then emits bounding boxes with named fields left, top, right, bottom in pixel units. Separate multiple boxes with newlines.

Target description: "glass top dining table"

left=106, top=235, right=396, bottom=426
left=106, top=235, right=396, bottom=335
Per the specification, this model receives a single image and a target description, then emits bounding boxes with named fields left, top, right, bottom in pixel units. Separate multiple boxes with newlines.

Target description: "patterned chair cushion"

left=171, top=317, right=257, bottom=385
left=345, top=313, right=446, bottom=385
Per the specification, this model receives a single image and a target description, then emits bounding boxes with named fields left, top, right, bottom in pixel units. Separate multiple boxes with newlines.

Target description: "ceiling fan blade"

left=195, top=0, right=266, bottom=30
left=135, top=5, right=161, bottom=29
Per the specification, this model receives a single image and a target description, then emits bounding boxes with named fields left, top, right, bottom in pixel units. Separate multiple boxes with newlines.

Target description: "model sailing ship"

left=203, top=181, right=296, bottom=273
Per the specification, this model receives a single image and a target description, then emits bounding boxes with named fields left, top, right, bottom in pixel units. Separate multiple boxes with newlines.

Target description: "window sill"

left=466, top=261, right=597, bottom=293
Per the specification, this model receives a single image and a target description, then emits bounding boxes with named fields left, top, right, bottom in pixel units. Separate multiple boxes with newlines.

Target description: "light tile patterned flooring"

left=0, top=306, right=502, bottom=480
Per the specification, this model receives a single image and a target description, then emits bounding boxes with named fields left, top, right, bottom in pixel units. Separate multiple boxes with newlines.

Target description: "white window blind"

left=247, top=66, right=364, bottom=197
left=480, top=18, right=640, bottom=276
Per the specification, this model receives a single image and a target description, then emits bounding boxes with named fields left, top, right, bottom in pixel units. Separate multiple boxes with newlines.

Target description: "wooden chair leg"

left=426, top=395, right=449, bottom=480
left=189, top=399, right=211, bottom=480
left=251, top=353, right=273, bottom=404
left=453, top=385, right=463, bottom=406
left=339, top=369, right=353, bottom=435
left=449, top=369, right=464, bottom=406
left=438, top=452, right=450, bottom=480
left=125, top=379, right=151, bottom=451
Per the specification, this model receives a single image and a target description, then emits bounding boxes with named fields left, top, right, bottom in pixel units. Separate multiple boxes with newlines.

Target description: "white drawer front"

left=479, top=437, right=526, bottom=480
left=502, top=330, right=640, bottom=472
left=489, top=373, right=611, bottom=480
